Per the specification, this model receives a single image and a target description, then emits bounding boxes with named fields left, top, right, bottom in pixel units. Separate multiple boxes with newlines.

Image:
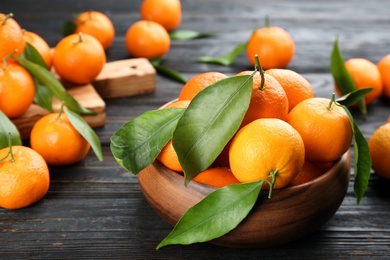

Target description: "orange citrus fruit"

left=125, top=20, right=170, bottom=59
left=287, top=97, right=353, bottom=162
left=335, top=58, right=382, bottom=105
left=0, top=62, right=35, bottom=118
left=246, top=25, right=295, bottom=70
left=289, top=160, right=324, bottom=186
left=368, top=122, right=390, bottom=179
left=236, top=70, right=289, bottom=127
left=157, top=100, right=191, bottom=172
left=192, top=167, right=240, bottom=188
left=74, top=11, right=115, bottom=50
left=0, top=13, right=26, bottom=60
left=265, top=68, right=314, bottom=111
left=23, top=30, right=52, bottom=69
left=52, top=32, right=106, bottom=85
left=377, top=54, right=390, bottom=99
left=178, top=72, right=228, bottom=100
left=30, top=112, right=90, bottom=166
left=0, top=145, right=50, bottom=210
left=229, top=118, right=305, bottom=189
left=140, top=0, right=182, bottom=31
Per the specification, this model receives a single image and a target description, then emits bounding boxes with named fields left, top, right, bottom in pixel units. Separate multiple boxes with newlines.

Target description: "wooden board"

left=12, top=84, right=106, bottom=140
left=91, top=58, right=156, bottom=99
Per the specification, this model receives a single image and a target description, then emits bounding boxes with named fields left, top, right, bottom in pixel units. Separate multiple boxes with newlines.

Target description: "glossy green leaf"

left=0, top=110, right=22, bottom=149
left=22, top=43, right=54, bottom=112
left=14, top=56, right=95, bottom=115
left=151, top=60, right=187, bottom=84
left=156, top=180, right=264, bottom=249
left=173, top=75, right=253, bottom=185
left=33, top=78, right=54, bottom=113
left=110, top=108, right=185, bottom=174
left=336, top=88, right=373, bottom=107
left=65, top=109, right=103, bottom=161
left=169, top=30, right=215, bottom=41
left=194, top=42, right=247, bottom=66
left=22, top=42, right=48, bottom=69
left=331, top=38, right=367, bottom=117
left=342, top=106, right=371, bottom=204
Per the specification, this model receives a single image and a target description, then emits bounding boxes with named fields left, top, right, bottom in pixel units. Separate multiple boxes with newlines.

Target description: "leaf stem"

left=57, top=101, right=65, bottom=119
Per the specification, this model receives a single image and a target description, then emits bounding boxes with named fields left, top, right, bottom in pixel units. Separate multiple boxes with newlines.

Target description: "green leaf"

left=14, top=56, right=95, bottom=115
left=194, top=42, right=247, bottom=66
left=0, top=110, right=22, bottom=149
left=157, top=180, right=264, bottom=249
left=110, top=108, right=186, bottom=174
left=65, top=109, right=103, bottom=161
left=336, top=88, right=373, bottom=107
left=33, top=78, right=54, bottom=113
left=22, top=42, right=48, bottom=69
left=169, top=30, right=215, bottom=41
left=61, top=20, right=77, bottom=37
left=331, top=38, right=367, bottom=117
left=150, top=58, right=187, bottom=83
left=173, top=75, right=253, bottom=185
left=342, top=106, right=371, bottom=204
left=22, top=43, right=54, bottom=112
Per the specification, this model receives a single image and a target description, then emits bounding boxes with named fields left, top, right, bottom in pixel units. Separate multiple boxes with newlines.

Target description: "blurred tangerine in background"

left=140, top=0, right=182, bottom=32
left=0, top=13, right=25, bottom=61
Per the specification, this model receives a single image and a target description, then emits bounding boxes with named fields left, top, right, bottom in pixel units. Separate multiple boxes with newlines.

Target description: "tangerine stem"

left=267, top=170, right=278, bottom=198
left=328, top=93, right=336, bottom=111
left=78, top=32, right=84, bottom=43
left=254, top=55, right=265, bottom=90
left=264, top=16, right=270, bottom=28
left=0, top=133, right=15, bottom=163
left=1, top=13, right=13, bottom=26
left=57, top=101, right=65, bottom=119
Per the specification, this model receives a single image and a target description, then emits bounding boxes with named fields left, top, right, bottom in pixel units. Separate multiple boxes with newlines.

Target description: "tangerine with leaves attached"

left=0, top=61, right=35, bottom=118
left=30, top=110, right=90, bottom=166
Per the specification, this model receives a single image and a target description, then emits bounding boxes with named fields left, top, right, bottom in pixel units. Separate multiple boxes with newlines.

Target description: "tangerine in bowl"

left=137, top=149, right=350, bottom=248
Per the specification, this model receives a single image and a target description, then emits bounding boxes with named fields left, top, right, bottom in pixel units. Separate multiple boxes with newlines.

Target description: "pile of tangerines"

left=0, top=0, right=182, bottom=210
left=1, top=0, right=390, bottom=213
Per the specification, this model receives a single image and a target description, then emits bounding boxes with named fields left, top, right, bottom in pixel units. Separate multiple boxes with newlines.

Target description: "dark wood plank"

left=1, top=0, right=390, bottom=258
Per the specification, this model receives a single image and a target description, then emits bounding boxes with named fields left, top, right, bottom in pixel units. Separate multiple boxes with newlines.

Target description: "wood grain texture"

left=1, top=0, right=390, bottom=259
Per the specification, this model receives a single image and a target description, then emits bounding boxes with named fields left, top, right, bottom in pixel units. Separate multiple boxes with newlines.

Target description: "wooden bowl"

left=138, top=150, right=351, bottom=248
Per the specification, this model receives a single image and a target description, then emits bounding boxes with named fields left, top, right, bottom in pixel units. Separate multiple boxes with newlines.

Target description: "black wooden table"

left=2, top=0, right=390, bottom=259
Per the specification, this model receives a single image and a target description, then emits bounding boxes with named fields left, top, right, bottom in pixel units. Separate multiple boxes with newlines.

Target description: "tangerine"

left=0, top=145, right=50, bottom=210
left=368, top=122, right=390, bottom=179
left=178, top=72, right=228, bottom=101
left=229, top=118, right=305, bottom=189
left=377, top=54, right=390, bottom=99
left=289, top=160, right=324, bottom=186
left=140, top=0, right=182, bottom=31
left=287, top=97, right=353, bottom=162
left=52, top=32, right=106, bottom=85
left=0, top=13, right=25, bottom=61
left=246, top=24, right=295, bottom=70
left=0, top=62, right=35, bottom=118
left=30, top=111, right=90, bottom=166
left=335, top=58, right=382, bottom=105
left=125, top=20, right=170, bottom=59
left=192, top=167, right=240, bottom=188
left=74, top=11, right=115, bottom=50
left=265, top=68, right=314, bottom=111
left=23, top=30, right=52, bottom=69
left=235, top=70, right=289, bottom=127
